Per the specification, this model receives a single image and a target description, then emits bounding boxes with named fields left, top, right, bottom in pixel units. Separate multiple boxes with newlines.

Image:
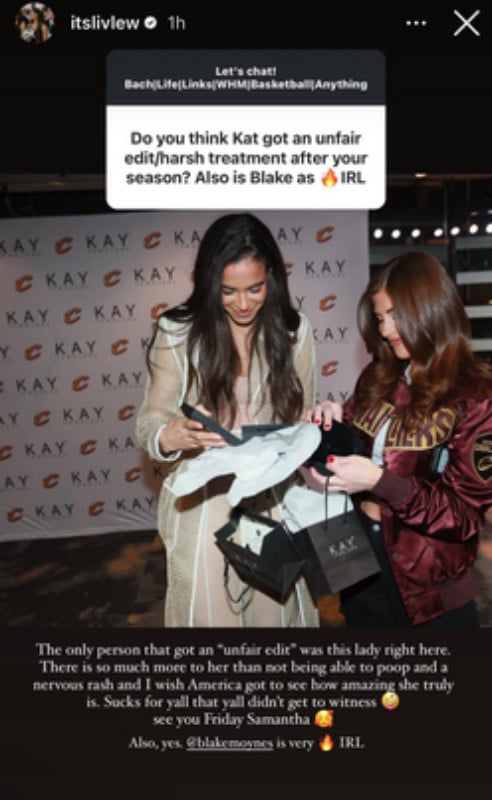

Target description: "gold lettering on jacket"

left=353, top=401, right=394, bottom=438
left=353, top=403, right=456, bottom=451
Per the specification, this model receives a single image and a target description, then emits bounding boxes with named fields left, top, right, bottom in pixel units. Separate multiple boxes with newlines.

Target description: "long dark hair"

left=148, top=213, right=304, bottom=426
left=356, top=251, right=492, bottom=429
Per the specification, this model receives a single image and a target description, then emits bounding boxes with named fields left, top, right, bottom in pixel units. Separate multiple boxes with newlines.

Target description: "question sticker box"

left=106, top=50, right=386, bottom=210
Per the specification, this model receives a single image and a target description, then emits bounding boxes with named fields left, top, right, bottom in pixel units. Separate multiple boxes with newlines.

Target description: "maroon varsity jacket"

left=344, top=370, right=492, bottom=625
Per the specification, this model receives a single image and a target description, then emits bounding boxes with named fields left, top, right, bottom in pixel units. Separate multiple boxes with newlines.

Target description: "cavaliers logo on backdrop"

left=89, top=501, right=105, bottom=517
left=104, top=269, right=122, bottom=287
left=321, top=361, right=339, bottom=377
left=34, top=410, right=51, bottom=427
left=118, top=405, right=136, bottom=421
left=143, top=231, right=162, bottom=249
left=64, top=307, right=82, bottom=325
left=72, top=375, right=90, bottom=392
left=55, top=237, right=74, bottom=255
left=151, top=302, right=168, bottom=319
left=111, top=339, right=129, bottom=356
left=473, top=434, right=492, bottom=482
left=80, top=439, right=97, bottom=455
left=316, top=226, right=335, bottom=244
left=15, top=274, right=34, bottom=292
left=125, top=467, right=142, bottom=483
left=0, top=445, right=14, bottom=461
left=319, top=294, right=337, bottom=311
left=24, top=344, right=43, bottom=361
left=43, top=473, right=60, bottom=489
left=7, top=507, right=23, bottom=523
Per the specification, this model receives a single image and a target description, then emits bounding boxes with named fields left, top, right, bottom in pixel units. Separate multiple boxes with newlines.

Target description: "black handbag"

left=214, top=506, right=306, bottom=603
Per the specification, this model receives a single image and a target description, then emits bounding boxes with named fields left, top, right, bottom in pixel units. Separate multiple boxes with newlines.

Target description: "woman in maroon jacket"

left=308, top=251, right=492, bottom=627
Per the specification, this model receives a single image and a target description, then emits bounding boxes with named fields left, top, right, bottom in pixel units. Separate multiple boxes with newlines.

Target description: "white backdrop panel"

left=0, top=210, right=369, bottom=540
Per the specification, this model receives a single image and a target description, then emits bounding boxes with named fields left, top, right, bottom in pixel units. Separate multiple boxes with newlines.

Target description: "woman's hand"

left=309, top=455, right=383, bottom=495
left=159, top=404, right=227, bottom=454
left=306, top=400, right=343, bottom=429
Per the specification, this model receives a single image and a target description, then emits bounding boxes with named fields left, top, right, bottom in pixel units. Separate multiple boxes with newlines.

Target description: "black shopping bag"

left=295, top=498, right=380, bottom=600
left=214, top=506, right=306, bottom=603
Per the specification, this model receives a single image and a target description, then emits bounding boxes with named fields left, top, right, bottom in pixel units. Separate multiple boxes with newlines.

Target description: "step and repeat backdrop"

left=0, top=210, right=369, bottom=541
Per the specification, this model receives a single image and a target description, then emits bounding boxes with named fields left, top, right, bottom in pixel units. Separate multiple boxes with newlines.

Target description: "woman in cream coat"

left=136, top=213, right=319, bottom=628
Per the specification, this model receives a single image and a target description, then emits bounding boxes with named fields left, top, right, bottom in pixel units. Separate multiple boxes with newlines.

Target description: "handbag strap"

left=323, top=476, right=349, bottom=530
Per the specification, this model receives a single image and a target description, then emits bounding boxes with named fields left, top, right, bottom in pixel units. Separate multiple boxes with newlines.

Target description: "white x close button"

left=453, top=9, right=481, bottom=37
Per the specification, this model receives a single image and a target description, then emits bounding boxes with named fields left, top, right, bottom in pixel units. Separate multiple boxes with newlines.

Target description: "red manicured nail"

left=327, top=456, right=335, bottom=463
left=324, top=422, right=331, bottom=430
left=315, top=418, right=321, bottom=424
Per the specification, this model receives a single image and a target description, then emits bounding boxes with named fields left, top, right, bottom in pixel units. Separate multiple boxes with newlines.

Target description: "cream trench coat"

left=136, top=312, right=320, bottom=627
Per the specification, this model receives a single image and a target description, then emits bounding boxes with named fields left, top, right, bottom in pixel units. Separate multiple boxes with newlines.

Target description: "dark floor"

left=1, top=522, right=492, bottom=627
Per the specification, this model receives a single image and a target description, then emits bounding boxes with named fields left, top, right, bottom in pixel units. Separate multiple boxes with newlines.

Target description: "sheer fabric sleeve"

left=135, top=319, right=188, bottom=462
left=293, top=312, right=318, bottom=418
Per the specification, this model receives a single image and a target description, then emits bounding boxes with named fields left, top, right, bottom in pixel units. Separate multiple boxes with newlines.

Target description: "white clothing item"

left=171, top=423, right=322, bottom=507
left=281, top=483, right=352, bottom=532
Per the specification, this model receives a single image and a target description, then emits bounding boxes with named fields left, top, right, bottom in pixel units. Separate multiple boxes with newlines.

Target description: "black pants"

left=340, top=512, right=479, bottom=628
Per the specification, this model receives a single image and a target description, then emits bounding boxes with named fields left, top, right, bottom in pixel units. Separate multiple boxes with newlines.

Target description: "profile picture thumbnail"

left=14, top=3, right=55, bottom=44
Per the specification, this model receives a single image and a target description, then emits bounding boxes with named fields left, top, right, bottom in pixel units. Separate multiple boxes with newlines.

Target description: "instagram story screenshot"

left=0, top=3, right=492, bottom=796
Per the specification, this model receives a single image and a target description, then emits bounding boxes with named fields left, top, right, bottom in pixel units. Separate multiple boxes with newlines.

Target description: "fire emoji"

left=319, top=734, right=335, bottom=752
left=321, top=169, right=338, bottom=188
left=314, top=709, right=334, bottom=728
